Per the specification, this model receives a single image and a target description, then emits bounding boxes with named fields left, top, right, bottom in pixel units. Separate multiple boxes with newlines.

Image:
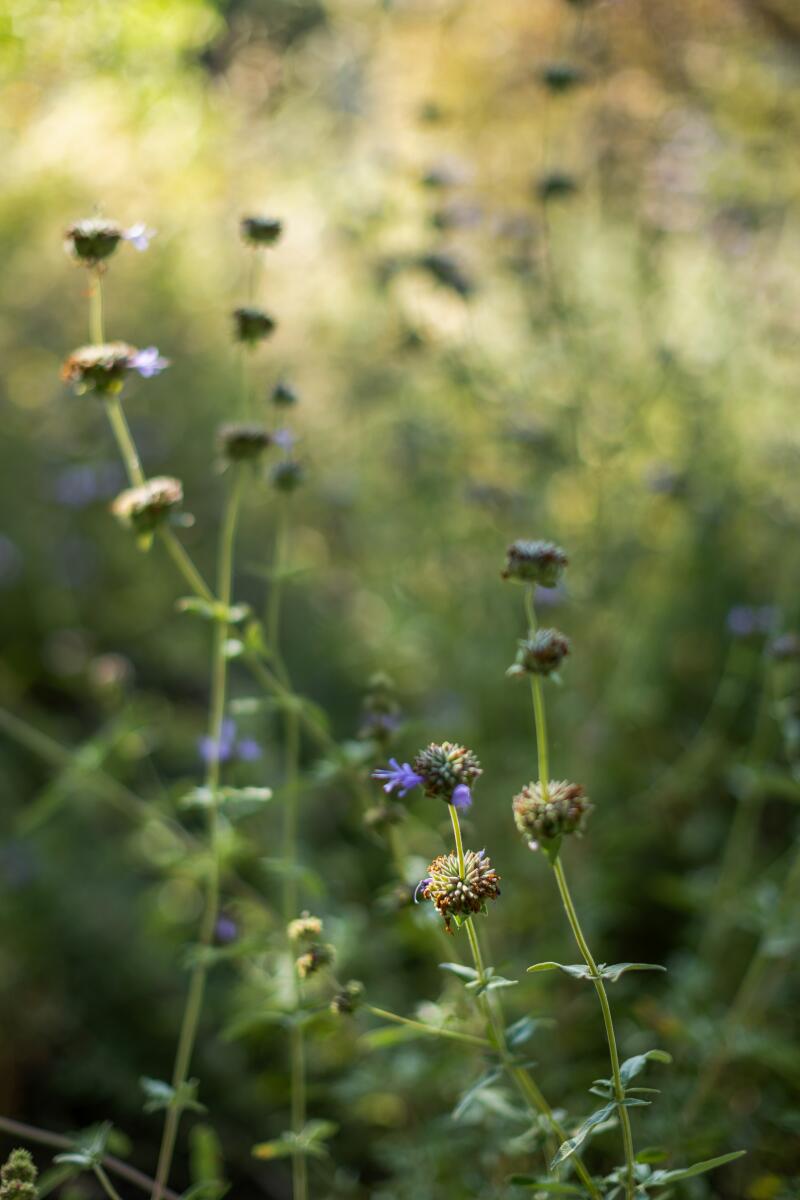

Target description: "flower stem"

left=267, top=498, right=291, bottom=674
left=366, top=1006, right=490, bottom=1049
left=94, top=1165, right=125, bottom=1200
left=151, top=469, right=244, bottom=1200
left=90, top=270, right=104, bottom=343
left=103, top=395, right=145, bottom=487
left=160, top=528, right=215, bottom=604
left=449, top=806, right=599, bottom=1198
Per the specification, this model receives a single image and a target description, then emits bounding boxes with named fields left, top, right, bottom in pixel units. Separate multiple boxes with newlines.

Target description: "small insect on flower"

left=217, top=422, right=273, bottom=462
left=420, top=849, right=500, bottom=933
left=271, top=380, right=298, bottom=408
left=111, top=477, right=183, bottom=546
left=287, top=911, right=323, bottom=943
left=512, top=780, right=592, bottom=860
left=61, top=343, right=168, bottom=394
left=501, top=539, right=568, bottom=586
left=412, top=741, right=482, bottom=808
left=64, top=218, right=154, bottom=264
left=232, top=306, right=277, bottom=344
left=507, top=628, right=570, bottom=678
left=241, top=215, right=283, bottom=246
left=330, top=980, right=364, bottom=1016
left=270, top=459, right=305, bottom=492
left=296, top=943, right=335, bottom=979
left=0, top=1148, right=38, bottom=1200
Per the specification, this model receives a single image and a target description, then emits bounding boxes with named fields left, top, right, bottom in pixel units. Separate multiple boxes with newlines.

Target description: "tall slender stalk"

left=524, top=587, right=636, bottom=1200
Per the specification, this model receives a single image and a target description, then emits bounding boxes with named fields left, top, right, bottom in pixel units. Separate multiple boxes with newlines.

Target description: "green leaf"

left=180, top=1184, right=229, bottom=1200
left=505, top=1016, right=555, bottom=1049
left=439, top=962, right=480, bottom=982
left=452, top=1069, right=503, bottom=1120
left=635, top=1147, right=668, bottom=1165
left=647, top=1150, right=746, bottom=1186
left=189, top=1122, right=226, bottom=1193
left=180, top=786, right=273, bottom=819
left=528, top=962, right=593, bottom=981
left=251, top=1138, right=296, bottom=1162
left=176, top=598, right=252, bottom=624
left=53, top=1122, right=113, bottom=1170
left=141, top=1077, right=206, bottom=1115
left=619, top=1050, right=672, bottom=1086
left=466, top=971, right=518, bottom=996
left=599, top=963, right=667, bottom=983
left=252, top=1122, right=337, bottom=1163
left=550, top=1103, right=617, bottom=1168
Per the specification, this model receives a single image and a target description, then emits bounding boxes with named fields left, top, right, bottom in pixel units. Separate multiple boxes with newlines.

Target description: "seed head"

left=507, top=628, right=570, bottom=678
left=111, top=477, right=183, bottom=539
left=420, top=849, right=500, bottom=933
left=501, top=539, right=568, bottom=586
left=412, top=741, right=482, bottom=807
left=271, top=380, right=298, bottom=408
left=287, top=911, right=323, bottom=943
left=61, top=343, right=168, bottom=394
left=233, top=306, right=276, bottom=344
left=270, top=459, right=305, bottom=493
left=217, top=422, right=272, bottom=462
left=296, top=943, right=335, bottom=979
left=241, top=216, right=283, bottom=247
left=330, top=980, right=364, bottom=1016
left=0, top=1149, right=37, bottom=1200
left=512, top=780, right=592, bottom=859
left=65, top=218, right=123, bottom=265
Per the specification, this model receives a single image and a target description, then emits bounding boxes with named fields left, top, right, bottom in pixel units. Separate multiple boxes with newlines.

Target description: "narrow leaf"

left=648, top=1150, right=746, bottom=1185
left=600, top=963, right=667, bottom=983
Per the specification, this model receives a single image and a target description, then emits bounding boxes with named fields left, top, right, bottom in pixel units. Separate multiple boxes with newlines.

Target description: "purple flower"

left=727, top=605, right=779, bottom=638
left=372, top=758, right=423, bottom=797
left=130, top=346, right=169, bottom=378
left=124, top=223, right=155, bottom=251
left=451, top=783, right=472, bottom=810
left=414, top=877, right=432, bottom=903
left=272, top=428, right=297, bottom=451
left=214, top=914, right=238, bottom=944
left=198, top=719, right=261, bottom=765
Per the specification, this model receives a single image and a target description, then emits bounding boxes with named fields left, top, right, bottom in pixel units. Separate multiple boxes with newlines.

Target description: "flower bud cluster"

left=233, top=306, right=276, bottom=344
left=507, top=628, right=570, bottom=678
left=61, top=343, right=168, bottom=394
left=288, top=911, right=334, bottom=979
left=420, top=849, right=500, bottom=934
left=330, top=980, right=364, bottom=1016
left=501, top=539, right=568, bottom=586
left=512, top=780, right=592, bottom=854
left=64, top=218, right=153, bottom=265
left=0, top=1149, right=37, bottom=1200
left=241, top=215, right=283, bottom=246
left=111, top=477, right=183, bottom=538
left=412, top=741, right=482, bottom=807
left=217, top=422, right=273, bottom=462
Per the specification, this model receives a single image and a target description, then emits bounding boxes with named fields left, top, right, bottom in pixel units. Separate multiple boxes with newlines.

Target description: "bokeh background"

left=2, top=0, right=800, bottom=1196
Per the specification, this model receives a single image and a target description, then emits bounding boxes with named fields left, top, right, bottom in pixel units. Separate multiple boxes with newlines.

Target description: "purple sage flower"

left=272, top=428, right=297, bottom=451
left=214, top=914, right=239, bottom=944
left=124, top=223, right=155, bottom=251
left=727, top=605, right=779, bottom=639
left=372, top=758, right=424, bottom=797
left=198, top=719, right=261, bottom=765
left=451, top=783, right=473, bottom=809
left=130, top=346, right=169, bottom=379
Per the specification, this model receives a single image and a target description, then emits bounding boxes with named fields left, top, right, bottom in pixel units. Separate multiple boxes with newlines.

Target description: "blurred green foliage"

left=2, top=0, right=800, bottom=1196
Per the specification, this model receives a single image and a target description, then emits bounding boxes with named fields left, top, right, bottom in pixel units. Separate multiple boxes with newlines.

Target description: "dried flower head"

left=111, top=477, right=183, bottom=540
left=271, top=380, right=298, bottom=407
left=0, top=1149, right=37, bottom=1200
left=61, top=343, right=168, bottom=394
left=501, top=539, right=568, bottom=586
left=288, top=911, right=323, bottom=943
left=296, top=943, right=334, bottom=979
left=420, top=849, right=500, bottom=933
left=241, top=216, right=283, bottom=246
left=217, top=422, right=272, bottom=462
left=512, top=780, right=592, bottom=859
left=270, top=459, right=305, bottom=493
left=330, top=980, right=364, bottom=1016
left=412, top=741, right=482, bottom=808
left=507, top=628, right=570, bottom=678
left=64, top=218, right=153, bottom=265
left=233, top=306, right=276, bottom=344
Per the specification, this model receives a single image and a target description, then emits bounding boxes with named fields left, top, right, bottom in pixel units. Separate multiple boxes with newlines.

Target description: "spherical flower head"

left=287, top=911, right=323, bottom=943
left=241, top=215, right=283, bottom=246
left=61, top=343, right=168, bottom=394
left=271, top=380, right=298, bottom=408
left=217, top=422, right=272, bottom=462
left=233, top=306, right=276, bottom=344
left=330, top=979, right=364, bottom=1016
left=512, top=780, right=592, bottom=861
left=412, top=741, right=482, bottom=807
left=420, top=849, right=500, bottom=933
left=296, top=943, right=334, bottom=979
left=507, top=628, right=570, bottom=678
left=0, top=1149, right=37, bottom=1200
left=270, top=459, right=305, bottom=493
left=111, top=476, right=183, bottom=540
left=501, top=539, right=568, bottom=586
left=65, top=218, right=123, bottom=265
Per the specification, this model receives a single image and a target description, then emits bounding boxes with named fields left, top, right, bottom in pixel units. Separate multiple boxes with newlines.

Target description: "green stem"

left=366, top=1005, right=491, bottom=1049
left=160, top=529, right=215, bottom=604
left=90, top=270, right=104, bottom=343
left=103, top=394, right=146, bottom=486
left=267, top=499, right=291, bottom=673
left=552, top=859, right=636, bottom=1200
left=94, top=1165, right=125, bottom=1200
left=449, top=807, right=599, bottom=1198
left=289, top=1018, right=308, bottom=1200
left=151, top=470, right=244, bottom=1200
left=525, top=587, right=550, bottom=790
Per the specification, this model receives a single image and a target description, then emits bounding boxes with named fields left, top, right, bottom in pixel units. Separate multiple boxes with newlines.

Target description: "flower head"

left=271, top=380, right=298, bottom=407
left=372, top=758, right=423, bottom=797
left=233, top=306, right=276, bottom=344
left=241, top=216, right=283, bottom=246
left=65, top=218, right=154, bottom=264
left=727, top=605, right=778, bottom=639
left=111, top=476, right=183, bottom=542
left=0, top=1149, right=37, bottom=1200
left=412, top=741, right=482, bottom=807
left=288, top=911, right=323, bottom=943
left=330, top=979, right=364, bottom=1016
left=270, top=459, right=305, bottom=492
left=507, top=628, right=570, bottom=678
left=61, top=342, right=168, bottom=394
left=501, top=539, right=568, bottom=586
left=123, top=222, right=155, bottom=251
left=539, top=62, right=585, bottom=93
left=130, top=346, right=169, bottom=378
left=420, top=849, right=500, bottom=933
left=296, top=943, right=335, bottom=979
left=217, top=422, right=273, bottom=462
left=512, top=780, right=592, bottom=860
left=198, top=719, right=262, bottom=766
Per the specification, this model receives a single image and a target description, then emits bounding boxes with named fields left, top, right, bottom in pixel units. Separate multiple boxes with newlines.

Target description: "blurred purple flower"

left=372, top=758, right=423, bottom=797
left=124, top=223, right=155, bottom=251
left=272, top=428, right=297, bottom=451
left=535, top=583, right=566, bottom=609
left=53, top=463, right=123, bottom=509
left=727, top=605, right=778, bottom=638
left=198, top=719, right=262, bottom=765
left=214, top=914, right=238, bottom=944
left=130, top=347, right=169, bottom=378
